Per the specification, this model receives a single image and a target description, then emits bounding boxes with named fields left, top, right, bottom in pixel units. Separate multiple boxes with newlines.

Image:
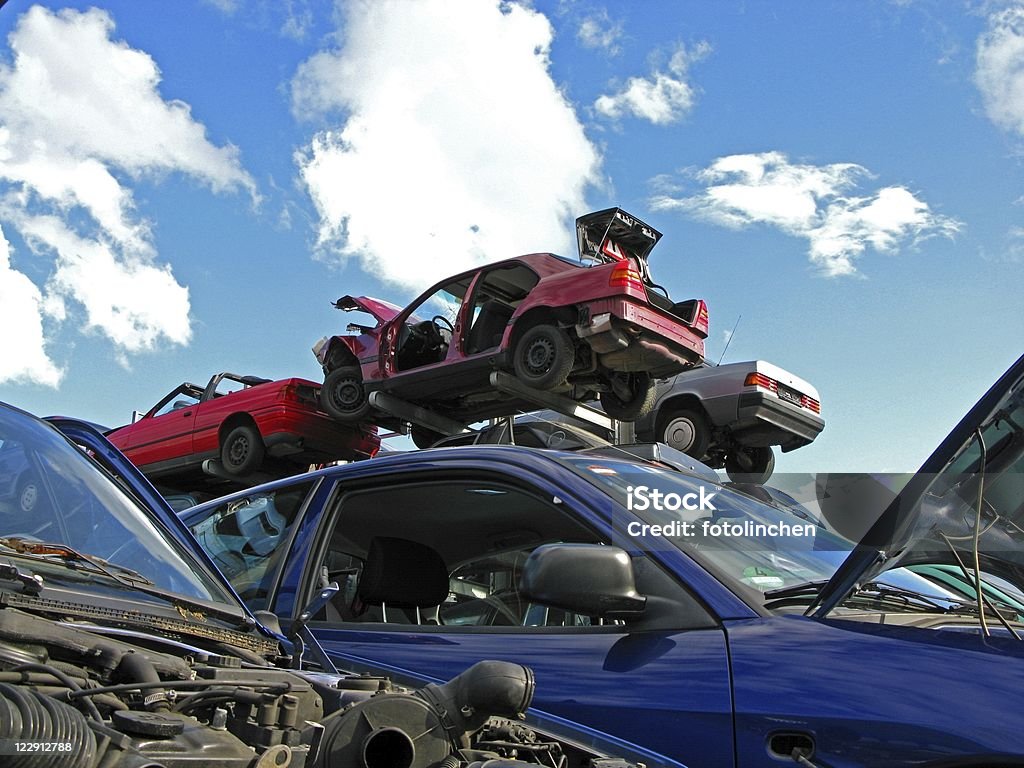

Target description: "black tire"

left=657, top=407, right=711, bottom=459
left=725, top=446, right=775, bottom=485
left=220, top=424, right=265, bottom=477
left=411, top=425, right=445, bottom=449
left=321, top=366, right=371, bottom=423
left=513, top=324, right=575, bottom=391
left=600, top=373, right=655, bottom=421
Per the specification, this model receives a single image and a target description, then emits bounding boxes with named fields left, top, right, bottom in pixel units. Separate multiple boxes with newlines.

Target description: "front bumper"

left=575, top=298, right=705, bottom=377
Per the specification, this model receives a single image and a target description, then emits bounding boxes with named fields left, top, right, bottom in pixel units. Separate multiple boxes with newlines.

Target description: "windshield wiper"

left=0, top=537, right=154, bottom=585
left=765, top=578, right=979, bottom=615
left=763, top=580, right=830, bottom=601
left=0, top=561, right=44, bottom=595
left=0, top=538, right=254, bottom=630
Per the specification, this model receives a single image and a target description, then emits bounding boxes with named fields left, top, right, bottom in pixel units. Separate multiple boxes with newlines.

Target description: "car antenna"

left=717, top=315, right=741, bottom=366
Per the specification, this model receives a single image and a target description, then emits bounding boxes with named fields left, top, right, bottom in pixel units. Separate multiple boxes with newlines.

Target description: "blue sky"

left=0, top=0, right=1020, bottom=472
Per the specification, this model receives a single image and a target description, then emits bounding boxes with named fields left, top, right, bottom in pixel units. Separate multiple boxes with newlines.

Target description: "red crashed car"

left=313, top=208, right=708, bottom=444
left=107, top=372, right=379, bottom=481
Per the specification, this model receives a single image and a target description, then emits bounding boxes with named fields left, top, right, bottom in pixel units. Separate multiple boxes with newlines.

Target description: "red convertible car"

left=107, top=372, right=379, bottom=481
left=313, top=208, right=708, bottom=445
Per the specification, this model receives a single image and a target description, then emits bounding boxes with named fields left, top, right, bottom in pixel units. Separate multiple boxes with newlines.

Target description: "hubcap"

left=524, top=337, right=555, bottom=375
left=228, top=437, right=249, bottom=465
left=334, top=378, right=363, bottom=410
left=19, top=484, right=37, bottom=513
left=664, top=417, right=696, bottom=452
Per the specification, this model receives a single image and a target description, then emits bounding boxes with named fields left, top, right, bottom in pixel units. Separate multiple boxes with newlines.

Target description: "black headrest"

left=358, top=537, right=449, bottom=607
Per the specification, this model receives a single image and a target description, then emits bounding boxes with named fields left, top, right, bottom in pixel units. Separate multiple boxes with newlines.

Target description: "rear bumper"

left=732, top=392, right=824, bottom=451
left=257, top=406, right=379, bottom=459
left=575, top=297, right=705, bottom=377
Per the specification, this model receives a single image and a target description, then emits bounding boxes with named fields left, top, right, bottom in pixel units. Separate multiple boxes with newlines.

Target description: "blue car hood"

left=812, top=353, right=1024, bottom=617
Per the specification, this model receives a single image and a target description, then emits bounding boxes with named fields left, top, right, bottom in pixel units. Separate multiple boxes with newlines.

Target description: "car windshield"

left=557, top=456, right=852, bottom=599
left=0, top=403, right=234, bottom=604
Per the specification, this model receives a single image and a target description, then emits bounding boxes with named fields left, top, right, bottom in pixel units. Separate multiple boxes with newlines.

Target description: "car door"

left=381, top=273, right=476, bottom=380
left=281, top=467, right=736, bottom=768
left=117, top=385, right=202, bottom=470
left=190, top=374, right=251, bottom=458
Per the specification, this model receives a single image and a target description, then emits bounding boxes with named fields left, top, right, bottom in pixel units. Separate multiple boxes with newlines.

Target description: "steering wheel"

left=431, top=315, right=455, bottom=335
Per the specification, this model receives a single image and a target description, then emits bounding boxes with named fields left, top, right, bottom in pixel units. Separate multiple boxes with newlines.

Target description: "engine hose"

left=12, top=664, right=102, bottom=722
left=0, top=682, right=97, bottom=768
left=114, top=652, right=169, bottom=712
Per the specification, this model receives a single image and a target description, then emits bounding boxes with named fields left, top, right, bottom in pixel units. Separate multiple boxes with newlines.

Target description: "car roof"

left=180, top=442, right=723, bottom=521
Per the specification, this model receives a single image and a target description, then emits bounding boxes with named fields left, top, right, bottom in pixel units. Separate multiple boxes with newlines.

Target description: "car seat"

left=467, top=300, right=514, bottom=354
left=354, top=536, right=449, bottom=624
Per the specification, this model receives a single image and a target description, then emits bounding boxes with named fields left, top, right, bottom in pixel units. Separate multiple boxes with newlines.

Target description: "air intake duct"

left=316, top=661, right=535, bottom=768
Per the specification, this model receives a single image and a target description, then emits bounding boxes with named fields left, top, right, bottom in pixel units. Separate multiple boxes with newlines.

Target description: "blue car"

left=180, top=355, right=1024, bottom=768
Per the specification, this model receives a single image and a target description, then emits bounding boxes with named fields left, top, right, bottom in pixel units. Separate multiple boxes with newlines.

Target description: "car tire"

left=658, top=407, right=711, bottom=459
left=321, top=366, right=371, bottom=423
left=600, top=373, right=655, bottom=421
left=220, top=424, right=265, bottom=477
left=411, top=425, right=445, bottom=449
left=513, top=324, right=575, bottom=391
left=725, top=446, right=775, bottom=485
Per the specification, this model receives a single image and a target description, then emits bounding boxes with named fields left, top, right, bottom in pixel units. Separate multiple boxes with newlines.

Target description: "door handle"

left=181, top=411, right=192, bottom=417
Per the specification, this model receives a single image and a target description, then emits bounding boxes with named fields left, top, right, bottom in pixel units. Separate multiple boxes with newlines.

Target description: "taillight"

left=744, top=372, right=779, bottom=393
left=281, top=384, right=318, bottom=404
left=693, top=299, right=709, bottom=337
left=608, top=263, right=644, bottom=291
left=801, top=395, right=821, bottom=414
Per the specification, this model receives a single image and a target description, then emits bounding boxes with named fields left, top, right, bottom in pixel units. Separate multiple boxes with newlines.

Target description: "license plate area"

left=777, top=385, right=802, bottom=406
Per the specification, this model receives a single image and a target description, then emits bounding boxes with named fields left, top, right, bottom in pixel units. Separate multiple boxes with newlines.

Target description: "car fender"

left=319, top=334, right=367, bottom=371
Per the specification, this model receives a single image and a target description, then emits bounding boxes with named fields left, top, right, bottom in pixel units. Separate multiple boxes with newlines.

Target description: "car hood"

left=811, top=353, right=1024, bottom=617
left=334, top=294, right=402, bottom=325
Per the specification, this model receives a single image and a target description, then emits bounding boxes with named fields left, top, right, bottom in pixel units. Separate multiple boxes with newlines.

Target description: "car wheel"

left=513, top=324, right=575, bottom=391
left=220, top=424, right=266, bottom=477
left=16, top=476, right=39, bottom=514
left=725, top=446, right=775, bottom=485
left=658, top=407, right=711, bottom=459
left=411, top=425, right=445, bottom=449
left=599, top=373, right=655, bottom=421
left=321, top=366, right=371, bottom=423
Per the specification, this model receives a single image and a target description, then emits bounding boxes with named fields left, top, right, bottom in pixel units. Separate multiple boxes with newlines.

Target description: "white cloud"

left=16, top=213, right=191, bottom=353
left=976, top=6, right=1024, bottom=136
left=0, top=6, right=254, bottom=384
left=0, top=225, right=62, bottom=387
left=594, top=42, right=710, bottom=125
left=651, top=152, right=961, bottom=276
left=577, top=10, right=623, bottom=55
left=292, top=0, right=601, bottom=292
left=281, top=2, right=315, bottom=42
left=203, top=0, right=240, bottom=14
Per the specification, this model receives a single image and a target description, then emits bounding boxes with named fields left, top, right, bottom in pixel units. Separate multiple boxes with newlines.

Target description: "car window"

left=187, top=480, right=315, bottom=609
left=395, top=279, right=467, bottom=371
left=443, top=547, right=600, bottom=627
left=152, top=391, right=201, bottom=418
left=213, top=377, right=248, bottom=397
left=309, top=476, right=707, bottom=630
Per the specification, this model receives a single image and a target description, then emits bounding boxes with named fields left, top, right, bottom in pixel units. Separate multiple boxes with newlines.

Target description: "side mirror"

left=520, top=543, right=647, bottom=618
